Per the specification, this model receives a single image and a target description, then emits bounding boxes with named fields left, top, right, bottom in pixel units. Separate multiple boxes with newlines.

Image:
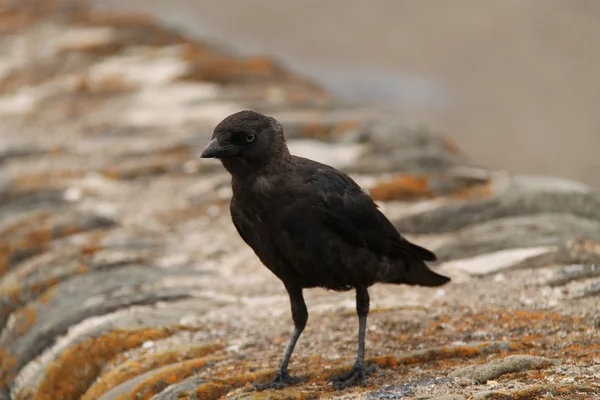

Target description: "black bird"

left=200, top=110, right=451, bottom=390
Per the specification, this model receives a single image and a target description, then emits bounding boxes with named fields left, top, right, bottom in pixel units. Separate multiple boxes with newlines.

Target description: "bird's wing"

left=298, top=160, right=436, bottom=262
left=230, top=197, right=254, bottom=248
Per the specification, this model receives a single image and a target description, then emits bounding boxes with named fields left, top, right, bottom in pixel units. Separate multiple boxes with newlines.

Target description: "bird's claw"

left=328, top=364, right=374, bottom=390
left=253, top=370, right=305, bottom=391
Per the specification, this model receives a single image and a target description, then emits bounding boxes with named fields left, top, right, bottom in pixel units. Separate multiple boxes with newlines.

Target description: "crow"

left=200, top=110, right=451, bottom=390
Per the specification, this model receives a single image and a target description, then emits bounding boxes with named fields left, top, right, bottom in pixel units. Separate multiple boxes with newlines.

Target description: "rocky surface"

left=0, top=2, right=598, bottom=399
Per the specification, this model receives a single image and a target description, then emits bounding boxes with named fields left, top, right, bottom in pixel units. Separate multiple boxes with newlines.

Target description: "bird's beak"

left=200, top=139, right=220, bottom=158
left=200, top=138, right=239, bottom=159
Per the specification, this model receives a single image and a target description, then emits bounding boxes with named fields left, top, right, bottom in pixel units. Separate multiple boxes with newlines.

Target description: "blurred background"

left=91, top=0, right=600, bottom=189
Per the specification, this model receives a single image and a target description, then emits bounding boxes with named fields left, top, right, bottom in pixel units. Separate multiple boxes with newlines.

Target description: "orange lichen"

left=12, top=171, right=84, bottom=189
left=75, top=264, right=90, bottom=274
left=451, top=181, right=493, bottom=199
left=0, top=212, right=53, bottom=240
left=221, top=371, right=276, bottom=387
left=334, top=120, right=360, bottom=134
left=0, top=255, right=8, bottom=277
left=57, top=224, right=84, bottom=236
left=33, top=327, right=187, bottom=400
left=80, top=245, right=102, bottom=256
left=567, top=238, right=600, bottom=254
left=75, top=74, right=134, bottom=94
left=369, top=344, right=485, bottom=368
left=0, top=10, right=35, bottom=34
left=12, top=306, right=37, bottom=334
left=561, top=342, right=600, bottom=363
left=299, top=122, right=329, bottom=140
left=369, top=355, right=399, bottom=368
left=81, top=344, right=223, bottom=400
left=369, top=173, right=495, bottom=202
left=179, top=43, right=213, bottom=62
left=477, top=384, right=597, bottom=400
left=56, top=36, right=121, bottom=55
left=245, top=56, right=282, bottom=76
left=98, top=167, right=122, bottom=180
left=114, top=357, right=222, bottom=400
left=30, top=278, right=61, bottom=297
left=4, top=283, right=21, bottom=304
left=1, top=278, right=59, bottom=319
left=14, top=227, right=52, bottom=250
left=298, top=120, right=359, bottom=140
left=422, top=308, right=579, bottom=340
left=190, top=381, right=230, bottom=400
left=180, top=55, right=287, bottom=84
left=0, top=219, right=113, bottom=280
left=37, top=287, right=57, bottom=304
left=442, top=137, right=463, bottom=155
left=78, top=230, right=111, bottom=256
left=98, top=156, right=182, bottom=180
left=0, top=0, right=85, bottom=34
left=369, top=175, right=431, bottom=201
left=0, top=346, right=18, bottom=388
left=73, top=11, right=156, bottom=27
left=189, top=371, right=275, bottom=400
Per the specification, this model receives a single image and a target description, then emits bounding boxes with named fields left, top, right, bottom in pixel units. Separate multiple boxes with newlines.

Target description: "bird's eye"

left=245, top=134, right=256, bottom=143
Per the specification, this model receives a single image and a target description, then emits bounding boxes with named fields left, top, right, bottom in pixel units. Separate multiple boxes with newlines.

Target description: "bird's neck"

left=225, top=152, right=293, bottom=187
left=221, top=148, right=294, bottom=180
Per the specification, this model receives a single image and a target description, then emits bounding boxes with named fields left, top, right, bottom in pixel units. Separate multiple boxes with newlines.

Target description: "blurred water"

left=92, top=0, right=600, bottom=189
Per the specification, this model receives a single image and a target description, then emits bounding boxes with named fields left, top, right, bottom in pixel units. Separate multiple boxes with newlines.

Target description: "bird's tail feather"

left=390, top=239, right=437, bottom=262
left=401, top=259, right=451, bottom=287
left=408, top=242, right=437, bottom=262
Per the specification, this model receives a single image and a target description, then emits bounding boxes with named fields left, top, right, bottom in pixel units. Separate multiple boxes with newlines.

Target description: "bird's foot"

left=328, top=363, right=374, bottom=390
left=253, top=369, right=305, bottom=391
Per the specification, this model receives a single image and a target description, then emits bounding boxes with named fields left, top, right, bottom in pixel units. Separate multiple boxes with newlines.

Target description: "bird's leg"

left=328, top=286, right=373, bottom=390
left=253, top=284, right=308, bottom=391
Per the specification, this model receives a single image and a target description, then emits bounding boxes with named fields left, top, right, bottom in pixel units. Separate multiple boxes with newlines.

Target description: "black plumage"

left=200, top=110, right=451, bottom=390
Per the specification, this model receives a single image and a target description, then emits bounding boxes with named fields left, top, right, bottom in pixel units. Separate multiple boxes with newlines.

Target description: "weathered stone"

left=12, top=300, right=220, bottom=400
left=573, top=279, right=600, bottom=298
left=449, top=355, right=558, bottom=384
left=226, top=391, right=308, bottom=400
left=345, top=117, right=472, bottom=175
left=96, top=356, right=223, bottom=400
left=0, top=228, right=184, bottom=330
left=433, top=214, right=600, bottom=262
left=471, top=384, right=597, bottom=399
left=86, top=342, right=222, bottom=400
left=548, top=264, right=600, bottom=287
left=369, top=173, right=490, bottom=202
left=0, top=194, right=69, bottom=226
left=0, top=265, right=209, bottom=395
left=0, top=145, right=49, bottom=165
left=149, top=376, right=209, bottom=400
left=394, top=175, right=600, bottom=234
left=37, top=342, right=221, bottom=400
left=0, top=210, right=116, bottom=277
left=371, top=341, right=512, bottom=368
left=481, top=240, right=600, bottom=276
left=20, top=327, right=192, bottom=400
left=1, top=2, right=599, bottom=399
left=359, top=117, right=463, bottom=156
left=438, top=246, right=558, bottom=277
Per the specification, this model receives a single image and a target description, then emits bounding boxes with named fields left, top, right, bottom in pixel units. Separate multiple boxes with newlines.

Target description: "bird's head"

left=200, top=110, right=290, bottom=174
